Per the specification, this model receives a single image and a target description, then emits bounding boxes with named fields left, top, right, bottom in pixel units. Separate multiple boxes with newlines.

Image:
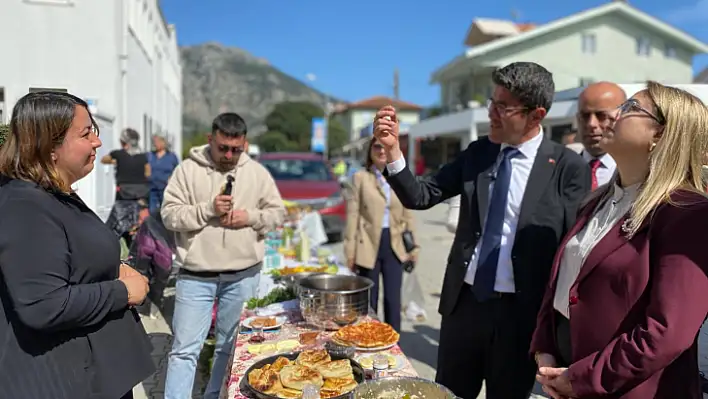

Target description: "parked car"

left=260, top=152, right=345, bottom=241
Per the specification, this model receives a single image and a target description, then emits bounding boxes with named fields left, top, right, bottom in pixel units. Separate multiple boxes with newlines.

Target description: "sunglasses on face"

left=216, top=144, right=244, bottom=154
left=618, top=99, right=665, bottom=125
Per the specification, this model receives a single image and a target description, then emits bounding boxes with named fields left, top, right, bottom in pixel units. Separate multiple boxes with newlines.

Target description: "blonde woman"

left=531, top=82, right=708, bottom=399
left=344, top=138, right=418, bottom=333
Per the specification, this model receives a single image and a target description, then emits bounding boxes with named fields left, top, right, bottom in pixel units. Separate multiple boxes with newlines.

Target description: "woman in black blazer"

left=0, top=92, right=155, bottom=399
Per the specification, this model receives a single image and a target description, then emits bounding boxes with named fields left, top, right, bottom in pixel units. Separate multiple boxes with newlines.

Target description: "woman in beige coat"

left=344, top=138, right=418, bottom=332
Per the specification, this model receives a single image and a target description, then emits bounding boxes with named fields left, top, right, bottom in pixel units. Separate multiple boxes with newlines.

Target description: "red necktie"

left=589, top=158, right=601, bottom=190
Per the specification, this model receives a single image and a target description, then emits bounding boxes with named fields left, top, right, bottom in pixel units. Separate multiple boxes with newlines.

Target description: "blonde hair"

left=625, top=81, right=708, bottom=236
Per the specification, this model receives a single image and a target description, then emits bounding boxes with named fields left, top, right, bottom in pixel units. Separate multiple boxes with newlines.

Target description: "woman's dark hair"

left=0, top=91, right=98, bottom=192
left=364, top=137, right=380, bottom=170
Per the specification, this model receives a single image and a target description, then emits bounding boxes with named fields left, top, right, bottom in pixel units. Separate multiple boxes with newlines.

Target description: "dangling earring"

left=649, top=142, right=657, bottom=153
left=51, top=153, right=57, bottom=162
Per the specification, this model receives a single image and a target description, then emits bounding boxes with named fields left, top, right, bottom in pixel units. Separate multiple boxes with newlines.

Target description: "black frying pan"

left=240, top=351, right=366, bottom=399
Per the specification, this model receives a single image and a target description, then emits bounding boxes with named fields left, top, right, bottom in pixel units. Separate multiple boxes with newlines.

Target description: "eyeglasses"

left=618, top=99, right=665, bottom=125
left=216, top=144, right=244, bottom=154
left=487, top=98, right=529, bottom=115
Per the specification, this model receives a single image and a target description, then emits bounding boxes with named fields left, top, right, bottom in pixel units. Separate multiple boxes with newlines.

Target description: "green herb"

left=246, top=287, right=296, bottom=309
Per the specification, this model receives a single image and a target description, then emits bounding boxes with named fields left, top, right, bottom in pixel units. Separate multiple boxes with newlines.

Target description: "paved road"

left=134, top=205, right=708, bottom=398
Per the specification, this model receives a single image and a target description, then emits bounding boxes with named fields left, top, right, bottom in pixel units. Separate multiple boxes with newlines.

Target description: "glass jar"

left=372, top=354, right=390, bottom=379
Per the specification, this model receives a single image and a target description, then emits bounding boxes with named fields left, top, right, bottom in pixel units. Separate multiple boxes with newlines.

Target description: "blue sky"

left=161, top=0, right=708, bottom=107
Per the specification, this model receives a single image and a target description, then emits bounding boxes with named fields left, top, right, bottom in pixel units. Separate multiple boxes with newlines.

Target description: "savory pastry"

left=249, top=367, right=281, bottom=393
left=251, top=316, right=278, bottom=328
left=295, top=349, right=331, bottom=368
left=274, top=387, right=302, bottom=399
left=333, top=321, right=400, bottom=348
left=279, top=364, right=324, bottom=390
left=316, top=359, right=353, bottom=379
left=321, top=376, right=358, bottom=395
left=271, top=356, right=291, bottom=372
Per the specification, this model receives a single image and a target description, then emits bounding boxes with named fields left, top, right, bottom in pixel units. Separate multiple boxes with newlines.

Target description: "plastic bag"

left=402, top=270, right=427, bottom=322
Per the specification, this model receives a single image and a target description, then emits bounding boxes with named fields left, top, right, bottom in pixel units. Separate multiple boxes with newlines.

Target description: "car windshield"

left=261, top=159, right=333, bottom=181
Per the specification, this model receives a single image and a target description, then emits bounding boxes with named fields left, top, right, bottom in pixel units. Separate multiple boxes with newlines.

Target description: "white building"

left=433, top=1, right=708, bottom=114
left=0, top=0, right=183, bottom=219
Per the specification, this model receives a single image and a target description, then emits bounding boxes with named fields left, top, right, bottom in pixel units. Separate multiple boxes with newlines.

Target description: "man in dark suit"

left=373, top=62, right=591, bottom=399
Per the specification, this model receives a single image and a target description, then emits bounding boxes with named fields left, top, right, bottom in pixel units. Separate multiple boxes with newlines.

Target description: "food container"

left=240, top=351, right=366, bottom=399
left=297, top=274, right=374, bottom=330
left=279, top=271, right=323, bottom=292
left=325, top=340, right=356, bottom=358
left=352, top=377, right=459, bottom=399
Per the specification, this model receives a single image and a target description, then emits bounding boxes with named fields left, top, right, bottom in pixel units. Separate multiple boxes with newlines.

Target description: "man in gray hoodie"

left=161, top=113, right=285, bottom=399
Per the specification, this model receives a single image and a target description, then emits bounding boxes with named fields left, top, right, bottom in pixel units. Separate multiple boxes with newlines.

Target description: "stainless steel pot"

left=352, top=377, right=459, bottom=399
left=297, top=274, right=373, bottom=330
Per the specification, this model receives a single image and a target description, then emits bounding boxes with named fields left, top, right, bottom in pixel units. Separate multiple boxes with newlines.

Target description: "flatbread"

left=280, top=364, right=324, bottom=390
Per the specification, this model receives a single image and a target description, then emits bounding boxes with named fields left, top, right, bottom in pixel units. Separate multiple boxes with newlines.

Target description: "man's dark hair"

left=212, top=112, right=247, bottom=138
left=492, top=62, right=555, bottom=112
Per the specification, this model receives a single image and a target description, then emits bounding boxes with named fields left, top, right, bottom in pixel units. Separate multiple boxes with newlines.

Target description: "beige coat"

left=344, top=170, right=418, bottom=269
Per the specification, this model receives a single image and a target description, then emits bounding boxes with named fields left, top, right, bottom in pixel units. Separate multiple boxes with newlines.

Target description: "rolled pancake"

left=295, top=349, right=331, bottom=368
left=280, top=364, right=324, bottom=390
left=250, top=368, right=280, bottom=392
left=316, top=359, right=353, bottom=379
left=322, top=376, right=358, bottom=395
left=271, top=356, right=291, bottom=372
left=275, top=387, right=302, bottom=399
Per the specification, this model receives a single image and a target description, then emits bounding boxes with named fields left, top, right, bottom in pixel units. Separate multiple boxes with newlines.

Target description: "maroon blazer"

left=530, top=189, right=708, bottom=399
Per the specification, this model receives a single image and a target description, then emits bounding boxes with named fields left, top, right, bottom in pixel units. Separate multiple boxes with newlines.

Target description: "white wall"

left=0, top=0, right=183, bottom=217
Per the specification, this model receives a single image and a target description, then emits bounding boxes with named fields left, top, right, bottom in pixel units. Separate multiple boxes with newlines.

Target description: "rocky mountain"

left=181, top=42, right=334, bottom=136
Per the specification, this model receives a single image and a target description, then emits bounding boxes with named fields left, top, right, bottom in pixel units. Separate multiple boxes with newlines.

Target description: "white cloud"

left=666, top=0, right=708, bottom=24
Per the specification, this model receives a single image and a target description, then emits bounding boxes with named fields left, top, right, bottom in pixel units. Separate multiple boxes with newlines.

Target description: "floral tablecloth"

left=221, top=309, right=419, bottom=399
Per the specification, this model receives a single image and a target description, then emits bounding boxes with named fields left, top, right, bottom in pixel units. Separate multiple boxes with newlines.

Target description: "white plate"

left=355, top=342, right=397, bottom=352
left=355, top=353, right=405, bottom=371
left=332, top=337, right=398, bottom=352
left=242, top=315, right=287, bottom=330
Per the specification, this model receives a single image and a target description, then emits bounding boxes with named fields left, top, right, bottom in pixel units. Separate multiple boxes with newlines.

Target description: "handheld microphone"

left=223, top=175, right=235, bottom=195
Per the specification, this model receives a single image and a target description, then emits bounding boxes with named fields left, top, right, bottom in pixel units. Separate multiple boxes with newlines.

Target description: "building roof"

left=432, top=1, right=708, bottom=83
left=333, top=96, right=423, bottom=113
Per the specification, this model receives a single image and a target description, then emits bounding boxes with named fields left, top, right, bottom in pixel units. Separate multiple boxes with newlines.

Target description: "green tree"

left=257, top=101, right=349, bottom=154
left=182, top=132, right=208, bottom=160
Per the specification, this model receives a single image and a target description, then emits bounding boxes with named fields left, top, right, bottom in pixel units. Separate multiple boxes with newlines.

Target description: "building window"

left=29, top=87, right=68, bottom=93
left=636, top=37, right=651, bottom=56
left=581, top=33, right=596, bottom=54
left=664, top=44, right=677, bottom=58
left=579, top=78, right=595, bottom=87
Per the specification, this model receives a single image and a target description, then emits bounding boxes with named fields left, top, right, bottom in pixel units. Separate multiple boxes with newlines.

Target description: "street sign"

left=311, top=117, right=327, bottom=153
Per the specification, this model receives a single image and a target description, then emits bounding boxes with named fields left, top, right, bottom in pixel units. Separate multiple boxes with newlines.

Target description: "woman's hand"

left=537, top=367, right=575, bottom=399
left=120, top=274, right=150, bottom=306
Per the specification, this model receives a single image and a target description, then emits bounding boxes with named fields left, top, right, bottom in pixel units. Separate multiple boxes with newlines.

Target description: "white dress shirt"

left=582, top=151, right=616, bottom=188
left=553, top=182, right=639, bottom=318
left=387, top=131, right=544, bottom=293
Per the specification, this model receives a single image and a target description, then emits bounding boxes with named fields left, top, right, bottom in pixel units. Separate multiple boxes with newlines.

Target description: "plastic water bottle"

left=302, top=383, right=321, bottom=399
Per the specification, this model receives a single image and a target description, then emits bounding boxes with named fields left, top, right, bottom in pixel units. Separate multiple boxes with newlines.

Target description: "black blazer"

left=385, top=136, right=590, bottom=331
left=0, top=178, right=155, bottom=399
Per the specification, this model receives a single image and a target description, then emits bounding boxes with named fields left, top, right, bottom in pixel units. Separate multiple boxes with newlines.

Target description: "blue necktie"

left=472, top=146, right=519, bottom=301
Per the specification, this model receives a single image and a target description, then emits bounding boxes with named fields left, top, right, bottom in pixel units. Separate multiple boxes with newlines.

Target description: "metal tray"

left=240, top=351, right=366, bottom=399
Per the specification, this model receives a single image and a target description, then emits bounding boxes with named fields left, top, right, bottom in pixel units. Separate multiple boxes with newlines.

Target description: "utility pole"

left=393, top=68, right=400, bottom=99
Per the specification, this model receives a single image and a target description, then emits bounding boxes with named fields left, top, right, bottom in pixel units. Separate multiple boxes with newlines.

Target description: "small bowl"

left=325, top=340, right=356, bottom=358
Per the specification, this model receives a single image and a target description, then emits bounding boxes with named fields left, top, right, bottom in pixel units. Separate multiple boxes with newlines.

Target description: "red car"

left=259, top=152, right=345, bottom=240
